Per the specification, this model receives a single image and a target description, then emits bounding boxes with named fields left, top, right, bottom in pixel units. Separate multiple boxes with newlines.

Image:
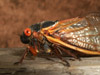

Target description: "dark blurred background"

left=0, top=0, right=100, bottom=48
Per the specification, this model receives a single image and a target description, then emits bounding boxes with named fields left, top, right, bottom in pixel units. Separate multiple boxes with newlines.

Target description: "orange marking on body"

left=44, top=35, right=100, bottom=55
left=41, top=17, right=83, bottom=35
left=59, top=17, right=79, bottom=23
left=49, top=22, right=60, bottom=30
left=28, top=46, right=37, bottom=56
left=33, top=31, right=39, bottom=38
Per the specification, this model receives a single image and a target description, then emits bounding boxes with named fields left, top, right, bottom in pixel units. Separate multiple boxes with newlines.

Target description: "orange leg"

left=28, top=45, right=37, bottom=56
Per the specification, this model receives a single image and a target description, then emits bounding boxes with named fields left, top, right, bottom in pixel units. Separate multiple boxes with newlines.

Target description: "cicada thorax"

left=41, top=13, right=100, bottom=53
left=29, top=21, right=58, bottom=53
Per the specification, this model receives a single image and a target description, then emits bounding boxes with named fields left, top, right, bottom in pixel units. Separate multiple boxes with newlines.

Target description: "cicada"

left=17, top=13, right=100, bottom=66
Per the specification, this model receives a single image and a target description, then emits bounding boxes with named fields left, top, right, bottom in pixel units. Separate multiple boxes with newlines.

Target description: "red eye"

left=24, top=28, right=31, bottom=36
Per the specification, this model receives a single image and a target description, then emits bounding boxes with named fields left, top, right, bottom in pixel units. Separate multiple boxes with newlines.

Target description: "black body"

left=20, top=21, right=57, bottom=44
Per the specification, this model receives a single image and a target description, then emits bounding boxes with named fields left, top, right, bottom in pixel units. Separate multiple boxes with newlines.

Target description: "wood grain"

left=0, top=48, right=100, bottom=75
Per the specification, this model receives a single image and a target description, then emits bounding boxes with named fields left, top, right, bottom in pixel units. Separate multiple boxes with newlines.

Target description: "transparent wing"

left=48, top=13, right=100, bottom=51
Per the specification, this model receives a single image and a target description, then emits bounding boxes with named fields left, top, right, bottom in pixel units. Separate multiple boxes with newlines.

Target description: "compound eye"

left=24, top=28, right=31, bottom=36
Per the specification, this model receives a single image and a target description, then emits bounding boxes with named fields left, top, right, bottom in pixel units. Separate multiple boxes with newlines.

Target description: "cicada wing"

left=85, top=12, right=100, bottom=31
left=43, top=13, right=100, bottom=52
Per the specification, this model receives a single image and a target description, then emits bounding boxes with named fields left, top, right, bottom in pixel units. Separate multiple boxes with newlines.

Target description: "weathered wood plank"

left=0, top=48, right=100, bottom=75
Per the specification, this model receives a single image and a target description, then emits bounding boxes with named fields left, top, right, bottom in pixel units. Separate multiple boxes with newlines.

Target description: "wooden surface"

left=0, top=48, right=100, bottom=75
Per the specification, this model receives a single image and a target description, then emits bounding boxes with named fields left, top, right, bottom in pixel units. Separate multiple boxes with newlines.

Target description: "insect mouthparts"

left=20, top=35, right=30, bottom=44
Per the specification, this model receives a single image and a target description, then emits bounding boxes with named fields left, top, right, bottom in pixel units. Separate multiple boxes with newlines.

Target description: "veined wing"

left=47, top=13, right=100, bottom=51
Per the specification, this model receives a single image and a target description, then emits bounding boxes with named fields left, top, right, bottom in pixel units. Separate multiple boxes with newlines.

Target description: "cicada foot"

left=78, top=57, right=81, bottom=61
left=60, top=58, right=70, bottom=67
left=14, top=61, right=22, bottom=65
left=51, top=45, right=70, bottom=67
left=45, top=57, right=55, bottom=61
left=14, top=48, right=29, bottom=65
left=68, top=56, right=81, bottom=61
left=63, top=62, right=70, bottom=67
left=68, top=58, right=76, bottom=61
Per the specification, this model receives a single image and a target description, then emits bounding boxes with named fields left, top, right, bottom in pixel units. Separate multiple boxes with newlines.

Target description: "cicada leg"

left=51, top=44, right=70, bottom=67
left=14, top=44, right=38, bottom=65
left=28, top=45, right=37, bottom=56
left=14, top=47, right=29, bottom=65
left=58, top=46, right=81, bottom=61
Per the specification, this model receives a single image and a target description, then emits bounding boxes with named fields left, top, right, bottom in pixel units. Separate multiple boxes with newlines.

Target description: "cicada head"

left=20, top=21, right=57, bottom=44
left=20, top=28, right=32, bottom=44
left=20, top=23, right=41, bottom=44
